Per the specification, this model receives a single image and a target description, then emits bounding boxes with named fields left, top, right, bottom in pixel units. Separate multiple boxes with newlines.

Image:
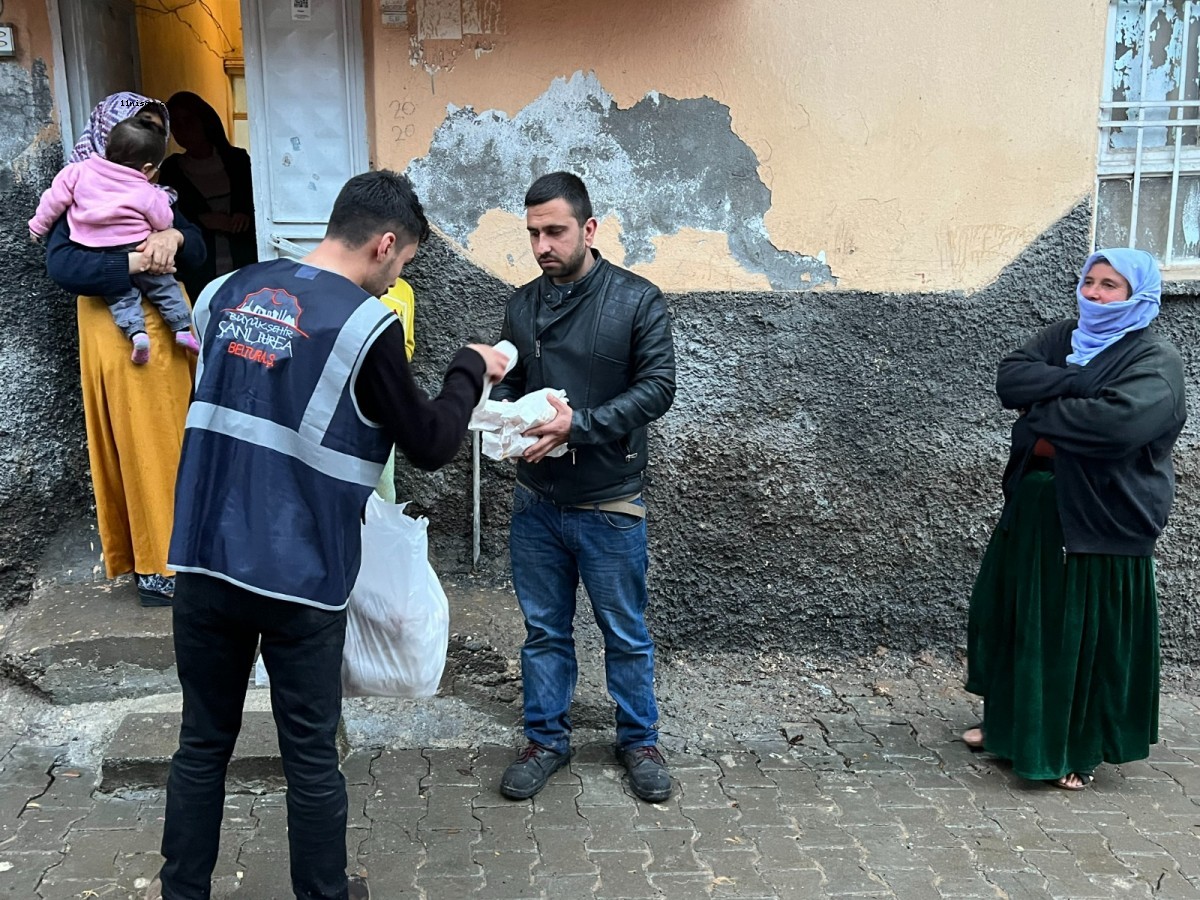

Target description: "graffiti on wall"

left=407, top=71, right=835, bottom=291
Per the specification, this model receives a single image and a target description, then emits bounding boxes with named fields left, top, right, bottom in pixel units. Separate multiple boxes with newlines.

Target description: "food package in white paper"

left=469, top=387, right=571, bottom=461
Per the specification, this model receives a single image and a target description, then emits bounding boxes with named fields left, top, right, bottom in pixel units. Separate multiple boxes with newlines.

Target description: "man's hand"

left=135, top=229, right=183, bottom=274
left=467, top=343, right=513, bottom=384
left=522, top=394, right=572, bottom=463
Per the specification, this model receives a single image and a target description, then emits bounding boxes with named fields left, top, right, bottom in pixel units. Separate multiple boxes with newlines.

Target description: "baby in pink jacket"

left=30, top=117, right=199, bottom=364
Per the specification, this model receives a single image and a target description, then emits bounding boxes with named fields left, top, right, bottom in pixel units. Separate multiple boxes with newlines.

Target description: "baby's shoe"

left=131, top=333, right=151, bottom=365
left=175, top=331, right=200, bottom=354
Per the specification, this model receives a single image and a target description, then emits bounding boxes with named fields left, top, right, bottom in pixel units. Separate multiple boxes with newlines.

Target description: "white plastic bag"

left=340, top=494, right=450, bottom=698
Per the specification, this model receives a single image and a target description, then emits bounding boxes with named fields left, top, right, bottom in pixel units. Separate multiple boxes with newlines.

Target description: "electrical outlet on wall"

left=0, top=24, right=14, bottom=58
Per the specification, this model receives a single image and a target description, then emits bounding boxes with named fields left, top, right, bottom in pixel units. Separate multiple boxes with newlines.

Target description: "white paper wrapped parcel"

left=469, top=387, right=571, bottom=461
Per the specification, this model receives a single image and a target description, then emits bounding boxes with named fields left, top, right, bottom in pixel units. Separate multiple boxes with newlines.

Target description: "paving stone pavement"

left=7, top=681, right=1200, bottom=899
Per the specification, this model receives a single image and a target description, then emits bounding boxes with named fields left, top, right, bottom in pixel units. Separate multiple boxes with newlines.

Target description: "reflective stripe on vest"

left=301, top=299, right=393, bottom=438
left=184, top=291, right=390, bottom=483
left=185, top=401, right=383, bottom=487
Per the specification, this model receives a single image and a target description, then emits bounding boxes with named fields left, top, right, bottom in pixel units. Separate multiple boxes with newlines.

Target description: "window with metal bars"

left=1097, top=0, right=1200, bottom=269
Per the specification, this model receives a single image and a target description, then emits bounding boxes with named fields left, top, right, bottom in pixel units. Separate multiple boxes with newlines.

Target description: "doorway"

left=49, top=0, right=369, bottom=264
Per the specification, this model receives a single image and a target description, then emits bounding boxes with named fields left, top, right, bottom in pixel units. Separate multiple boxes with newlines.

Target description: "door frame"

left=241, top=0, right=371, bottom=260
left=47, top=0, right=143, bottom=158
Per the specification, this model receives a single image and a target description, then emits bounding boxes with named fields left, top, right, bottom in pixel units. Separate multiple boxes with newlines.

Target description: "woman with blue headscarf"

left=963, top=249, right=1186, bottom=790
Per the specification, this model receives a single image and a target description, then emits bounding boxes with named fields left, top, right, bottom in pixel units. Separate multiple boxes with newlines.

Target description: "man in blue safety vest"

left=150, top=171, right=510, bottom=900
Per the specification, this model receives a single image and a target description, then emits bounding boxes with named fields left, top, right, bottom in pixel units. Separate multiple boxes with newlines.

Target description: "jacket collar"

left=537, top=249, right=606, bottom=304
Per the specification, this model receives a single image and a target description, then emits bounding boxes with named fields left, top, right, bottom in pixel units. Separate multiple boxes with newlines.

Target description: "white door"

left=50, top=0, right=141, bottom=152
left=241, top=0, right=370, bottom=260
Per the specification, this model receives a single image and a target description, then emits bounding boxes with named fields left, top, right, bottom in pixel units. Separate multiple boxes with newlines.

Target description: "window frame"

left=1097, top=0, right=1200, bottom=272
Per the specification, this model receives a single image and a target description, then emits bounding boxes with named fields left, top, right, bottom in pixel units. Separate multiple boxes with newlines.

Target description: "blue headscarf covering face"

left=1068, top=248, right=1162, bottom=367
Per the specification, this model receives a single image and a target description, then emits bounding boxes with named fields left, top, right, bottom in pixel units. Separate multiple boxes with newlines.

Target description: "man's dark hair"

left=524, top=171, right=593, bottom=225
left=326, top=170, right=430, bottom=248
left=105, top=118, right=167, bottom=171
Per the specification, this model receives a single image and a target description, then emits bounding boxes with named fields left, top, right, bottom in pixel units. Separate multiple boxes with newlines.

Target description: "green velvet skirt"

left=966, top=470, right=1160, bottom=781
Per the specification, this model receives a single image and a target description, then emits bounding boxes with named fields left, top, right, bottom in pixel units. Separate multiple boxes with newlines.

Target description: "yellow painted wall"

left=365, top=0, right=1108, bottom=293
left=135, top=0, right=243, bottom=138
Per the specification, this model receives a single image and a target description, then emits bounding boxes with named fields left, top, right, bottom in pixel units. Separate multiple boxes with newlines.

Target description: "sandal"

left=1050, top=772, right=1094, bottom=791
left=961, top=723, right=985, bottom=751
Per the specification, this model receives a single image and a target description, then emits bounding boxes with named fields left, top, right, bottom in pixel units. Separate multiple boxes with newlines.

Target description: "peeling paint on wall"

left=417, top=0, right=501, bottom=40
left=1109, top=0, right=1196, bottom=151
left=407, top=71, right=835, bottom=290
left=0, top=58, right=54, bottom=174
left=409, top=0, right=501, bottom=75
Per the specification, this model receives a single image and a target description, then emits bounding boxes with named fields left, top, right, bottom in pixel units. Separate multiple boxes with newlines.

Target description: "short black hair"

left=326, top=170, right=430, bottom=248
left=524, top=171, right=592, bottom=225
left=106, top=118, right=167, bottom=171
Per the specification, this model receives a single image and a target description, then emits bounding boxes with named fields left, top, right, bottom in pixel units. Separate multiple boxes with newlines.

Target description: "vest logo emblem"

left=218, top=288, right=309, bottom=368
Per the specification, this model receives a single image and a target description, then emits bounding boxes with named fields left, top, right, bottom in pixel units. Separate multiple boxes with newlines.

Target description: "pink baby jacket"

left=28, top=156, right=173, bottom=247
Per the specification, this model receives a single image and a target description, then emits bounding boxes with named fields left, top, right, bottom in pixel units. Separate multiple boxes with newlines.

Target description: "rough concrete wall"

left=0, top=59, right=91, bottom=605
left=397, top=201, right=1200, bottom=664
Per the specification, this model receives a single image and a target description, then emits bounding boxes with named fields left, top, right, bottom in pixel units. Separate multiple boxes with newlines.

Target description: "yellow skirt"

left=78, top=294, right=194, bottom=578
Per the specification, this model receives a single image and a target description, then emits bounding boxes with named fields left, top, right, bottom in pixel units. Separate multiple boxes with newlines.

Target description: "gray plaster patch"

left=0, top=58, right=54, bottom=168
left=407, top=71, right=834, bottom=290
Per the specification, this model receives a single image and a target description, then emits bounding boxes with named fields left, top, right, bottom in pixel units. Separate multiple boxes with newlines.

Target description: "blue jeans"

left=160, top=573, right=350, bottom=900
left=510, top=484, right=659, bottom=754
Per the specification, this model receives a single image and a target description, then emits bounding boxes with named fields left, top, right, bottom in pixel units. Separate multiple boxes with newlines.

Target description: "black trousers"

left=160, top=573, right=350, bottom=900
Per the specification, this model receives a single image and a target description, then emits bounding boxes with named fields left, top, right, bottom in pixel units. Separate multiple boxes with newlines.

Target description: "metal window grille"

left=1097, top=0, right=1200, bottom=266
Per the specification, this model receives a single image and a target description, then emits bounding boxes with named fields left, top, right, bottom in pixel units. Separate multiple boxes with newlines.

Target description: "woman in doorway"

left=964, top=249, right=1186, bottom=789
left=158, top=91, right=256, bottom=301
left=43, top=92, right=206, bottom=606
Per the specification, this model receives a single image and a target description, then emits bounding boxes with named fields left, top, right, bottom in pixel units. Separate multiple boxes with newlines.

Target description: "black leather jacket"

left=494, top=252, right=676, bottom=505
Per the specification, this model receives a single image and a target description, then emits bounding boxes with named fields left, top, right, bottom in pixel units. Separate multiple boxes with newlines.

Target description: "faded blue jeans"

left=510, top=483, right=659, bottom=754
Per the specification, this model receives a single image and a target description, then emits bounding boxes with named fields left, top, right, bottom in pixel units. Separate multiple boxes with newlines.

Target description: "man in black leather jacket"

left=493, top=172, right=676, bottom=803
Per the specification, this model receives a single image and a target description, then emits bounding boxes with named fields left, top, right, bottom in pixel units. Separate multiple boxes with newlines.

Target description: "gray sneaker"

left=500, top=743, right=570, bottom=799
left=619, top=744, right=672, bottom=803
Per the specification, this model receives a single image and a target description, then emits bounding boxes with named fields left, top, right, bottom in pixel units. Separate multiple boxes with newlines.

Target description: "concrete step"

left=1, top=516, right=522, bottom=705
left=0, top=516, right=177, bottom=704
left=99, top=710, right=351, bottom=793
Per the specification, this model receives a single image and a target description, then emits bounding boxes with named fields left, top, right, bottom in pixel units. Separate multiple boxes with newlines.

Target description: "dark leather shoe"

left=348, top=874, right=370, bottom=899
left=619, top=744, right=672, bottom=802
left=500, top=743, right=570, bottom=799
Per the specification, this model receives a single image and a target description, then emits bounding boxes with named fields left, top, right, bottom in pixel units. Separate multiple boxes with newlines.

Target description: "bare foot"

left=961, top=727, right=984, bottom=749
left=1051, top=772, right=1094, bottom=790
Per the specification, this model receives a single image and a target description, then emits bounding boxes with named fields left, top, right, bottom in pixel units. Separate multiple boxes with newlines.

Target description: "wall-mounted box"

left=0, top=24, right=15, bottom=58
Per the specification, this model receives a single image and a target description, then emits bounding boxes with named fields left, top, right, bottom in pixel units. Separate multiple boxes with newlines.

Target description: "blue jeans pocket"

left=513, top=485, right=536, bottom=515
left=601, top=498, right=645, bottom=531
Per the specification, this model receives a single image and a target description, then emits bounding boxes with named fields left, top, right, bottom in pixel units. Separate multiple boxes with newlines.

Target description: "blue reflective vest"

left=169, top=259, right=395, bottom=609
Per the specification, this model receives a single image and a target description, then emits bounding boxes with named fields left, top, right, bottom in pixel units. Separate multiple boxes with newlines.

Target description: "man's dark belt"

left=517, top=481, right=646, bottom=519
